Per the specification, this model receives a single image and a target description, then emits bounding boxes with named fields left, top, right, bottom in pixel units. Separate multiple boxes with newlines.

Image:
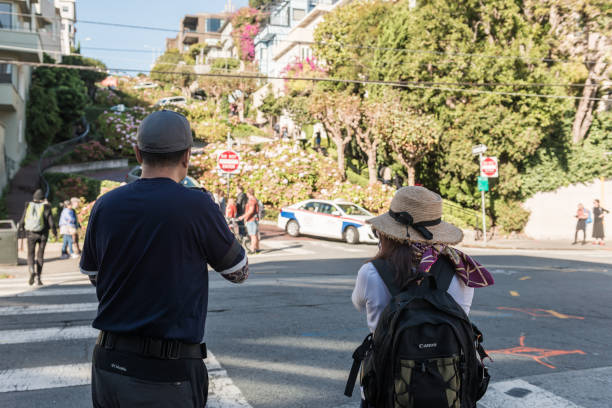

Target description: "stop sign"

left=480, top=156, right=498, bottom=178
left=217, top=150, right=240, bottom=173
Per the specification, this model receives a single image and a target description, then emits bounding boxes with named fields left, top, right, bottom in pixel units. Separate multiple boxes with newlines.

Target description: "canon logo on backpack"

left=418, top=343, right=437, bottom=349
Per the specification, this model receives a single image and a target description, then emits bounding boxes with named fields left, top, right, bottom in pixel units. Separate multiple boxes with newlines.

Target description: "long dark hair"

left=371, top=230, right=419, bottom=290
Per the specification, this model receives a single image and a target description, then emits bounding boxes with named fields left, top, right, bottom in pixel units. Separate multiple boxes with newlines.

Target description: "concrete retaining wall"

left=45, top=159, right=128, bottom=175
left=523, top=178, right=612, bottom=240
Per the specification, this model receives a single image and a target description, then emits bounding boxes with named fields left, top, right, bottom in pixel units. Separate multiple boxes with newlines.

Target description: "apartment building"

left=166, top=13, right=230, bottom=53
left=0, top=0, right=62, bottom=190
left=54, top=0, right=76, bottom=55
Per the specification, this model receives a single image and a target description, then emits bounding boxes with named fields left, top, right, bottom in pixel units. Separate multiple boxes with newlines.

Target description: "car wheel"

left=345, top=226, right=359, bottom=244
left=286, top=220, right=300, bottom=237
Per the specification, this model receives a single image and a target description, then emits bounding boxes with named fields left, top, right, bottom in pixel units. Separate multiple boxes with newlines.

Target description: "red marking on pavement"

left=489, top=335, right=586, bottom=369
left=498, top=307, right=584, bottom=320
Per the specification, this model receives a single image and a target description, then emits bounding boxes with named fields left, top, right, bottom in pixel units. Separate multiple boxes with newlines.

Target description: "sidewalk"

left=0, top=242, right=80, bottom=279
left=460, top=238, right=612, bottom=251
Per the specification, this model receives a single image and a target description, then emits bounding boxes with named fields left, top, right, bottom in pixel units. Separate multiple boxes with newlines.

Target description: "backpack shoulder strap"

left=371, top=259, right=400, bottom=297
left=428, top=254, right=455, bottom=292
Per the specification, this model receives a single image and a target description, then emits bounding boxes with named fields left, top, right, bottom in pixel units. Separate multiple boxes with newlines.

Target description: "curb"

left=460, top=243, right=612, bottom=251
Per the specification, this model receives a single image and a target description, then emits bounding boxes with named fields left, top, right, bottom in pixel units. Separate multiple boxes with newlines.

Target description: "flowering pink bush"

left=231, top=7, right=265, bottom=62
left=97, top=107, right=152, bottom=157
left=281, top=57, right=327, bottom=93
left=189, top=141, right=394, bottom=214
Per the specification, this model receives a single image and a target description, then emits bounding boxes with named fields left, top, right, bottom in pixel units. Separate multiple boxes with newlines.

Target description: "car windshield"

left=337, top=203, right=370, bottom=216
left=180, top=177, right=200, bottom=188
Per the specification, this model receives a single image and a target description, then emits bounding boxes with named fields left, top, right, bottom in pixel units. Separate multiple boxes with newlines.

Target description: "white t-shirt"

left=352, top=262, right=474, bottom=332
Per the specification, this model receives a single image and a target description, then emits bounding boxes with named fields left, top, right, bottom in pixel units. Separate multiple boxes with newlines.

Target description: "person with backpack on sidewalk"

left=346, top=186, right=494, bottom=408
left=59, top=200, right=80, bottom=259
left=18, top=189, right=57, bottom=286
left=573, top=203, right=589, bottom=245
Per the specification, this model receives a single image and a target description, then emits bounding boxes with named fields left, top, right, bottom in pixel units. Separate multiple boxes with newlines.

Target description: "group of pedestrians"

left=573, top=199, right=609, bottom=245
left=214, top=185, right=262, bottom=254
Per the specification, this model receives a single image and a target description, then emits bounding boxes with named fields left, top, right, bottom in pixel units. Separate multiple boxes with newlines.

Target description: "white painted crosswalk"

left=0, top=272, right=253, bottom=407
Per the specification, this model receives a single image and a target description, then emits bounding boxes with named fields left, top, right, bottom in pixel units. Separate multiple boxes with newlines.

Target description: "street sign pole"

left=480, top=152, right=487, bottom=244
left=226, top=132, right=232, bottom=200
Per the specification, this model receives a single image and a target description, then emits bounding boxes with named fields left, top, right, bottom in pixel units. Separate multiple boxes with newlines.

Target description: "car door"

left=297, top=202, right=319, bottom=235
left=316, top=203, right=344, bottom=238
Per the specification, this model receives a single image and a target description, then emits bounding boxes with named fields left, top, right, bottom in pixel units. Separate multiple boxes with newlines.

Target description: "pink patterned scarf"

left=412, top=243, right=494, bottom=288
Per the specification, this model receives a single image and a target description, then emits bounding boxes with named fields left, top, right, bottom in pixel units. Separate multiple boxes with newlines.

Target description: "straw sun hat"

left=367, top=186, right=463, bottom=245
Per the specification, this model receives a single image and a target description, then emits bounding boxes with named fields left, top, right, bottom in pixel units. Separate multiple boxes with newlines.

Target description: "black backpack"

left=345, top=256, right=490, bottom=407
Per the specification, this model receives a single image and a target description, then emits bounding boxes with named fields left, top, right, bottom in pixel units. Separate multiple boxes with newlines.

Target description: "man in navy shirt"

left=80, top=110, right=248, bottom=407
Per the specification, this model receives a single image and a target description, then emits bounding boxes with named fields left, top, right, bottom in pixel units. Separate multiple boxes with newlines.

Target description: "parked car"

left=277, top=199, right=378, bottom=244
left=110, top=104, right=126, bottom=112
left=154, top=96, right=187, bottom=107
left=133, top=82, right=158, bottom=90
left=125, top=166, right=202, bottom=189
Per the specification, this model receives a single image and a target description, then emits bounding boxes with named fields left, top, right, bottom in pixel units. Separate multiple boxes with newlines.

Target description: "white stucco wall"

left=523, top=178, right=612, bottom=240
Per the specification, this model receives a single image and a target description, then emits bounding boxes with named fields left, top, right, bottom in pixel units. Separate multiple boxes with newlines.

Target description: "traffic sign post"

left=478, top=176, right=489, bottom=192
left=480, top=156, right=498, bottom=178
left=219, top=132, right=241, bottom=200
left=473, top=146, right=495, bottom=244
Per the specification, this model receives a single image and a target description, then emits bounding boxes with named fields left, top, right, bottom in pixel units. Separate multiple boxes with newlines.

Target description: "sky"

left=75, top=0, right=248, bottom=74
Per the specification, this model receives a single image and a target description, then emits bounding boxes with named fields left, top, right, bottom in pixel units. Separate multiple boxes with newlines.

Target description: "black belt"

left=97, top=331, right=207, bottom=360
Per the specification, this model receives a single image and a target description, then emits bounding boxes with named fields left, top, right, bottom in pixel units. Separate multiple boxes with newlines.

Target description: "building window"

left=293, top=8, right=305, bottom=22
left=62, top=6, right=69, bottom=12
left=0, top=2, right=12, bottom=30
left=0, top=64, right=12, bottom=84
left=206, top=18, right=221, bottom=32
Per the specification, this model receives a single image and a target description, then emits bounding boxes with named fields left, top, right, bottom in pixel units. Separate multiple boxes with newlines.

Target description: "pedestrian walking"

left=592, top=199, right=609, bottom=245
left=236, top=185, right=248, bottom=239
left=213, top=188, right=226, bottom=216
left=239, top=188, right=260, bottom=254
left=59, top=200, right=79, bottom=259
left=348, top=186, right=494, bottom=407
left=314, top=131, right=321, bottom=151
left=80, top=110, right=249, bottom=407
left=298, top=129, right=307, bottom=149
left=573, top=203, right=589, bottom=245
left=70, top=197, right=82, bottom=255
left=18, top=189, right=57, bottom=286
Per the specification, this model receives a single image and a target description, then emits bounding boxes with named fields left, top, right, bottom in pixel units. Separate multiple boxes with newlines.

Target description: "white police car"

left=277, top=199, right=378, bottom=244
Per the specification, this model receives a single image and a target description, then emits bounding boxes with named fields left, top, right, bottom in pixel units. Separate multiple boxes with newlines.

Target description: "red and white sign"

left=480, top=156, right=498, bottom=178
left=217, top=150, right=240, bottom=174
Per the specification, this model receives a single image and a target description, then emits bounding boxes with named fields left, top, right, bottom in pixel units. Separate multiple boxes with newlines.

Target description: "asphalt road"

left=0, top=236, right=610, bottom=407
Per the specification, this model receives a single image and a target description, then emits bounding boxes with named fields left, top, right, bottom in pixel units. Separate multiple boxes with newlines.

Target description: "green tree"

left=525, top=0, right=612, bottom=143
left=26, top=84, right=61, bottom=154
left=151, top=50, right=195, bottom=95
left=61, top=54, right=107, bottom=100
left=258, top=88, right=283, bottom=127
left=370, top=0, right=568, bottom=207
left=308, top=89, right=361, bottom=180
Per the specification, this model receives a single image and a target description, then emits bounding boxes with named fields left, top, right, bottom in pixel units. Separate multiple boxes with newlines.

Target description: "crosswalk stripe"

left=0, top=302, right=97, bottom=316
left=0, top=363, right=91, bottom=392
left=13, top=287, right=96, bottom=297
left=0, top=325, right=97, bottom=345
left=479, top=379, right=582, bottom=408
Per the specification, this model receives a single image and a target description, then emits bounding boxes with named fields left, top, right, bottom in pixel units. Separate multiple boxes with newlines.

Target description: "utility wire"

left=0, top=43, right=604, bottom=88
left=2, top=59, right=607, bottom=102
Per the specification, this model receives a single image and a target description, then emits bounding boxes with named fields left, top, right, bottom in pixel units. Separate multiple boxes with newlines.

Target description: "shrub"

left=70, top=141, right=114, bottom=162
left=494, top=200, right=531, bottom=233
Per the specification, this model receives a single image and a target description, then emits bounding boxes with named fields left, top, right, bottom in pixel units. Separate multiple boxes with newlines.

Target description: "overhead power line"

left=2, top=59, right=607, bottom=102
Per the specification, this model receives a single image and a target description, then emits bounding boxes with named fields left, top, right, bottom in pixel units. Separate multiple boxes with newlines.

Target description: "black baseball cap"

left=137, top=110, right=193, bottom=153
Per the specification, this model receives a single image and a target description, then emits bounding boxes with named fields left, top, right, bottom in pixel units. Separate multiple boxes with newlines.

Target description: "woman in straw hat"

left=352, top=186, right=494, bottom=333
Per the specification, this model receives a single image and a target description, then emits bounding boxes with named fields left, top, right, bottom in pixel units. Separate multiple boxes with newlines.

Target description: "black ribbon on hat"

left=389, top=210, right=441, bottom=240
